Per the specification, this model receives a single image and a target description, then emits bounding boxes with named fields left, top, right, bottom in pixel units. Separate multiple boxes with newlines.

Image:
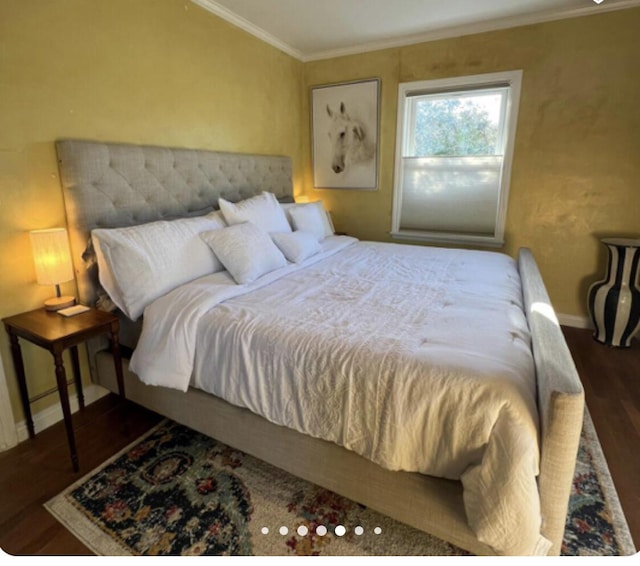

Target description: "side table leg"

left=109, top=321, right=129, bottom=435
left=6, top=330, right=35, bottom=439
left=53, top=349, right=79, bottom=472
left=70, top=346, right=85, bottom=410
left=110, top=323, right=125, bottom=399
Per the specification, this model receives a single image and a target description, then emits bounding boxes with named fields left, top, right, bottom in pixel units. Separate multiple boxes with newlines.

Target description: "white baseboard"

left=15, top=384, right=110, bottom=443
left=557, top=313, right=593, bottom=330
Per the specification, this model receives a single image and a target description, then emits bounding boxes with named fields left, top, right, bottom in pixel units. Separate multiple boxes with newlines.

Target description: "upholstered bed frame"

left=56, top=139, right=584, bottom=556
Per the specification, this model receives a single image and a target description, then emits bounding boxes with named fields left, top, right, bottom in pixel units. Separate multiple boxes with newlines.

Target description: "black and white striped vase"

left=588, top=238, right=640, bottom=348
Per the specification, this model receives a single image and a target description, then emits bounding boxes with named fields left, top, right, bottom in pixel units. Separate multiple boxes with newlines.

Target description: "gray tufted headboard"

left=57, top=139, right=294, bottom=311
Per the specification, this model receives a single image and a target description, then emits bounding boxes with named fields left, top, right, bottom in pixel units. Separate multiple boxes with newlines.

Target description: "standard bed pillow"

left=271, top=231, right=321, bottom=263
left=200, top=222, right=287, bottom=284
left=219, top=192, right=291, bottom=234
left=286, top=201, right=334, bottom=241
left=92, top=211, right=226, bottom=320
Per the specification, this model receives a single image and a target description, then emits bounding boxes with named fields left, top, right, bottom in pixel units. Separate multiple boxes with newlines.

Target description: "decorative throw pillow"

left=200, top=222, right=287, bottom=284
left=92, top=212, right=227, bottom=321
left=287, top=201, right=334, bottom=241
left=219, top=191, right=291, bottom=234
left=271, top=231, right=321, bottom=263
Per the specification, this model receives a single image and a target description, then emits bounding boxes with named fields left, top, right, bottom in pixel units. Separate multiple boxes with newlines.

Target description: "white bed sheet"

left=130, top=238, right=548, bottom=555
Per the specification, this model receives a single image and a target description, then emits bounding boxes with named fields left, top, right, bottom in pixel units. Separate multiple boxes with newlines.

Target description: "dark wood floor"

left=561, top=326, right=640, bottom=550
left=0, top=395, right=162, bottom=555
left=0, top=326, right=638, bottom=555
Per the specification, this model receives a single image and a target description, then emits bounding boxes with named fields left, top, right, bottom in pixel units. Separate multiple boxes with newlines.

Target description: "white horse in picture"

left=326, top=102, right=375, bottom=175
left=312, top=79, right=378, bottom=188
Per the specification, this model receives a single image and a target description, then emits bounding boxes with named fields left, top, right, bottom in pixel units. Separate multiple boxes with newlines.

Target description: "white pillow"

left=219, top=192, right=291, bottom=234
left=287, top=201, right=334, bottom=241
left=92, top=212, right=226, bottom=320
left=200, top=222, right=287, bottom=284
left=271, top=231, right=321, bottom=263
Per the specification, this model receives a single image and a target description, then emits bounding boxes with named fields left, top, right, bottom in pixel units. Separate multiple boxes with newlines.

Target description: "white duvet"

left=130, top=237, right=550, bottom=555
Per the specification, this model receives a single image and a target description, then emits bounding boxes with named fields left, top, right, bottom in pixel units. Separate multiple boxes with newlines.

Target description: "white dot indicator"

left=279, top=526, right=289, bottom=535
left=297, top=525, right=309, bottom=536
left=354, top=526, right=364, bottom=536
left=316, top=525, right=327, bottom=536
left=335, top=525, right=346, bottom=537
left=261, top=527, right=269, bottom=535
left=374, top=526, right=382, bottom=535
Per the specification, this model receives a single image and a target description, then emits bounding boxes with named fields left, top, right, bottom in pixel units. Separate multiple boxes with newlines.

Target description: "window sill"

left=390, top=230, right=504, bottom=248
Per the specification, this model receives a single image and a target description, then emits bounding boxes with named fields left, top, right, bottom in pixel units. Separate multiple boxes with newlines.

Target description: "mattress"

left=130, top=238, right=548, bottom=554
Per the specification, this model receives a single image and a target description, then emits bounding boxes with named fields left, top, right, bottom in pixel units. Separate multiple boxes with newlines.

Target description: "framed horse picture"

left=311, top=78, right=380, bottom=190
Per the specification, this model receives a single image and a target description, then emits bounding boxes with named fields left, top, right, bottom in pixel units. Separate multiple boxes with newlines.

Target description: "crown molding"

left=190, top=0, right=304, bottom=60
left=303, top=0, right=640, bottom=61
left=191, top=0, right=640, bottom=63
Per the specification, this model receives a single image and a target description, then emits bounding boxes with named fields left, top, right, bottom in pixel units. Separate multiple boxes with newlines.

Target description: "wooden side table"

left=2, top=307, right=125, bottom=472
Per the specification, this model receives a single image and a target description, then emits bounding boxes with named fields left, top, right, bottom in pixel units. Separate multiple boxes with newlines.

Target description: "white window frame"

left=391, top=70, right=522, bottom=247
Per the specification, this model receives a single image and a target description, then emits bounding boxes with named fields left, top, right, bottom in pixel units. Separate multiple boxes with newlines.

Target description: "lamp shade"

left=30, top=228, right=74, bottom=286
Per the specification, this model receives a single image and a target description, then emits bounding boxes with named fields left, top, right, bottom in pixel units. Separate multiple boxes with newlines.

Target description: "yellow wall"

left=302, top=9, right=640, bottom=320
left=0, top=0, right=303, bottom=422
left=2, top=2, right=639, bottom=426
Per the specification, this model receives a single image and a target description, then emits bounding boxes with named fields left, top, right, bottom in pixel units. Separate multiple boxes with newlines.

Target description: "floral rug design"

left=45, top=412, right=635, bottom=556
left=561, top=410, right=635, bottom=555
left=61, top=424, right=253, bottom=555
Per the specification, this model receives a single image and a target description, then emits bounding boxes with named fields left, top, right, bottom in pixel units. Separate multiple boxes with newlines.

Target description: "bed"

left=56, top=139, right=584, bottom=556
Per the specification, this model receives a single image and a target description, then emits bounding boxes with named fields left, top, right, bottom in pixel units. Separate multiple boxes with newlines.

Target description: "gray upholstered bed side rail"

left=518, top=247, right=585, bottom=555
left=56, top=139, right=294, bottom=308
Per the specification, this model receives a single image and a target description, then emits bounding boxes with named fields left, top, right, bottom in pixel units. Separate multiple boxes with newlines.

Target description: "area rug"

left=45, top=410, right=636, bottom=556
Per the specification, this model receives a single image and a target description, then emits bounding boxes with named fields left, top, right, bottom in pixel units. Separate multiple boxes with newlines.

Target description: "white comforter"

left=130, top=238, right=549, bottom=555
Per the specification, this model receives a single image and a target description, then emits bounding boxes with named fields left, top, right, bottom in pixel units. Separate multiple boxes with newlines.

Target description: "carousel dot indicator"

left=316, top=525, right=328, bottom=536
left=279, top=526, right=289, bottom=535
left=335, top=525, right=346, bottom=537
left=373, top=526, right=382, bottom=535
left=297, top=525, right=309, bottom=536
left=261, top=527, right=269, bottom=535
left=354, top=526, right=364, bottom=536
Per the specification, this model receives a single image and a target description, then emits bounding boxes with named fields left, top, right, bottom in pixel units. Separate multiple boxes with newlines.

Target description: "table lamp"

left=29, top=228, right=75, bottom=311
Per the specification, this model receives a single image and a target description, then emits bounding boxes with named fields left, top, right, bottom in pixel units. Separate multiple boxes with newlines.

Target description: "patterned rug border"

left=45, top=420, right=170, bottom=556
left=580, top=410, right=636, bottom=556
left=45, top=410, right=636, bottom=556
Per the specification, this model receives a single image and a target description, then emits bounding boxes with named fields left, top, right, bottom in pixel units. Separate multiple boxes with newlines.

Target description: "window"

left=391, top=71, right=522, bottom=247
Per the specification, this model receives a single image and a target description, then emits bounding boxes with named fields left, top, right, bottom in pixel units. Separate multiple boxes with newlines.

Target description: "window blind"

left=399, top=156, right=503, bottom=236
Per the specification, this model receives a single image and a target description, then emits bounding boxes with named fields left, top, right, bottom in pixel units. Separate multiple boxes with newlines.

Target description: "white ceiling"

left=192, top=0, right=639, bottom=61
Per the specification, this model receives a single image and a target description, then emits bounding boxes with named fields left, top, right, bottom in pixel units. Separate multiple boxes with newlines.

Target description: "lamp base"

left=44, top=296, right=76, bottom=311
